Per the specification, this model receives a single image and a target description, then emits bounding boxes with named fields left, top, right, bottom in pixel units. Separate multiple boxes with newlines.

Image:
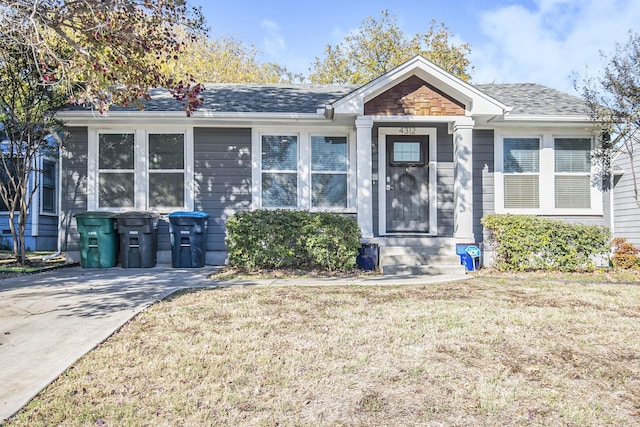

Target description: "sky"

left=190, top=0, right=640, bottom=94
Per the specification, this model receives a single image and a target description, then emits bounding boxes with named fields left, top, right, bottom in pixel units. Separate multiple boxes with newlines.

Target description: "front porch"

left=369, top=236, right=467, bottom=275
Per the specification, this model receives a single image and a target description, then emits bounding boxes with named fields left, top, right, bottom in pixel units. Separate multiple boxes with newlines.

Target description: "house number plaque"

left=399, top=126, right=416, bottom=135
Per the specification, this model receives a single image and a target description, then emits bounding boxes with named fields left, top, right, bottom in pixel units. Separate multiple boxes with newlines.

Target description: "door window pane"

left=393, top=142, right=421, bottom=163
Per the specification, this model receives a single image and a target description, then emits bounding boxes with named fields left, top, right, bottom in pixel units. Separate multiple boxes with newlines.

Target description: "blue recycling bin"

left=168, top=211, right=209, bottom=268
left=456, top=243, right=481, bottom=271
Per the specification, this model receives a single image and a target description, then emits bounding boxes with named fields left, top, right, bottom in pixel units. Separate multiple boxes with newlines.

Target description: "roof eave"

left=55, top=110, right=329, bottom=125
left=489, top=114, right=593, bottom=124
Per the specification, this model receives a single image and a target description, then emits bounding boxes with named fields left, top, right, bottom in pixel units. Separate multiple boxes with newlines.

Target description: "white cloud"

left=260, top=19, right=286, bottom=57
left=471, top=0, right=640, bottom=93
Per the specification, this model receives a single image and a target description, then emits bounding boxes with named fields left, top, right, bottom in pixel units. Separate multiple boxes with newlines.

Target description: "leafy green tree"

left=0, top=42, right=67, bottom=264
left=1, top=0, right=206, bottom=115
left=580, top=31, right=640, bottom=208
left=165, top=34, right=304, bottom=83
left=309, top=11, right=473, bottom=84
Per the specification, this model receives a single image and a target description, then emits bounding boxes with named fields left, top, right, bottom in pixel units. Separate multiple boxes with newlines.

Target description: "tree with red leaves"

left=1, top=0, right=207, bottom=115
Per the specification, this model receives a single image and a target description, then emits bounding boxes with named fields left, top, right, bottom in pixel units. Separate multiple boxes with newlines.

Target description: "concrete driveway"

left=0, top=265, right=223, bottom=423
left=0, top=265, right=468, bottom=423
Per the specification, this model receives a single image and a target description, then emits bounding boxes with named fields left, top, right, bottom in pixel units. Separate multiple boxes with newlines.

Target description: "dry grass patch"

left=7, top=274, right=640, bottom=426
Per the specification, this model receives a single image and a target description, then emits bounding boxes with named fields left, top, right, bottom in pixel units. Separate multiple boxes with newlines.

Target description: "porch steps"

left=375, top=237, right=467, bottom=276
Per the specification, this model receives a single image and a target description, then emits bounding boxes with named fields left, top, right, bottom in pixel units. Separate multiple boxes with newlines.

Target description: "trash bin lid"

left=168, top=211, right=209, bottom=219
left=117, top=211, right=160, bottom=219
left=75, top=211, right=117, bottom=219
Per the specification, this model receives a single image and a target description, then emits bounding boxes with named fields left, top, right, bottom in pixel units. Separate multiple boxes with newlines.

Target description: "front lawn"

left=7, top=272, right=640, bottom=426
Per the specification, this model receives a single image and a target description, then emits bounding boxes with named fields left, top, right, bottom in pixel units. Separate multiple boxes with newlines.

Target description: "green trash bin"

left=75, top=211, right=119, bottom=268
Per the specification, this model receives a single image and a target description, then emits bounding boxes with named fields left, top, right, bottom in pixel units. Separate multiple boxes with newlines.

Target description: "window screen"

left=311, top=136, right=347, bottom=208
left=503, top=138, right=540, bottom=209
left=261, top=135, right=298, bottom=207
left=555, top=138, right=591, bottom=209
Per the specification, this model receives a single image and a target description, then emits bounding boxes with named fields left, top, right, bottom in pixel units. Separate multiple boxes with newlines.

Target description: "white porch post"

left=453, top=118, right=475, bottom=240
left=356, top=116, right=374, bottom=238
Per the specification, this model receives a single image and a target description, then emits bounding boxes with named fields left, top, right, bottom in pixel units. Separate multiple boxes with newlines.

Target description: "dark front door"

left=385, top=135, right=429, bottom=233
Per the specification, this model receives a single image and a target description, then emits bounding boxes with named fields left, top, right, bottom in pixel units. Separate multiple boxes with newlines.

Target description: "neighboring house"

left=56, top=56, right=610, bottom=274
left=0, top=131, right=58, bottom=251
left=612, top=147, right=640, bottom=247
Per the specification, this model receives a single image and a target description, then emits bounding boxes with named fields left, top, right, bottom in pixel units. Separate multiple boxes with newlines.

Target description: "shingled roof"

left=474, top=83, right=589, bottom=116
left=106, top=84, right=359, bottom=114
left=76, top=81, right=588, bottom=117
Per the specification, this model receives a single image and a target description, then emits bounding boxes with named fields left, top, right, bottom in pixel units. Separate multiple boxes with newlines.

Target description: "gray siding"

left=613, top=151, right=640, bottom=246
left=193, top=128, right=252, bottom=261
left=436, top=124, right=454, bottom=236
left=472, top=129, right=495, bottom=242
left=60, top=127, right=89, bottom=252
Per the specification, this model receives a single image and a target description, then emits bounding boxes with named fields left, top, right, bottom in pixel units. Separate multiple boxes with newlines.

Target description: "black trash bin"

left=116, top=212, right=160, bottom=268
left=168, top=211, right=209, bottom=268
left=356, top=243, right=379, bottom=271
left=75, top=211, right=118, bottom=268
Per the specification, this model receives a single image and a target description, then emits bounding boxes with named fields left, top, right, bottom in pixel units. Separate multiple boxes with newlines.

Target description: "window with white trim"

left=497, top=133, right=600, bottom=215
left=261, top=135, right=298, bottom=208
left=92, top=129, right=191, bottom=212
left=554, top=138, right=591, bottom=209
left=503, top=137, right=540, bottom=209
left=254, top=130, right=354, bottom=211
left=148, top=133, right=185, bottom=209
left=311, top=135, right=347, bottom=208
left=41, top=159, right=56, bottom=213
left=98, top=133, right=135, bottom=208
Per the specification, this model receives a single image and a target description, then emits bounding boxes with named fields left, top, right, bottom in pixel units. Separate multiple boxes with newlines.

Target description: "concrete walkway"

left=0, top=265, right=469, bottom=423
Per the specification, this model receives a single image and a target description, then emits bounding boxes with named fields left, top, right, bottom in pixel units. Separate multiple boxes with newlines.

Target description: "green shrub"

left=225, top=209, right=361, bottom=272
left=481, top=214, right=611, bottom=272
left=611, top=237, right=640, bottom=269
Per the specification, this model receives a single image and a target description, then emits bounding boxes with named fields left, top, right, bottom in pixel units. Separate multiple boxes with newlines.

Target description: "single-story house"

left=56, top=55, right=612, bottom=274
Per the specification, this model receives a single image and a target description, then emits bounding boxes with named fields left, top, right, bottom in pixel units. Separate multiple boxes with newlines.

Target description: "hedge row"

left=481, top=214, right=611, bottom=272
left=225, top=209, right=361, bottom=272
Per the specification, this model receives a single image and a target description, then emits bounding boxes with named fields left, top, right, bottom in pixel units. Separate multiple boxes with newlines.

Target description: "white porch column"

left=453, top=118, right=475, bottom=240
left=356, top=116, right=374, bottom=238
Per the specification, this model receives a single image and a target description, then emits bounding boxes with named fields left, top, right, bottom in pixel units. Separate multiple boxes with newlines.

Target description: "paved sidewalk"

left=0, top=265, right=469, bottom=423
